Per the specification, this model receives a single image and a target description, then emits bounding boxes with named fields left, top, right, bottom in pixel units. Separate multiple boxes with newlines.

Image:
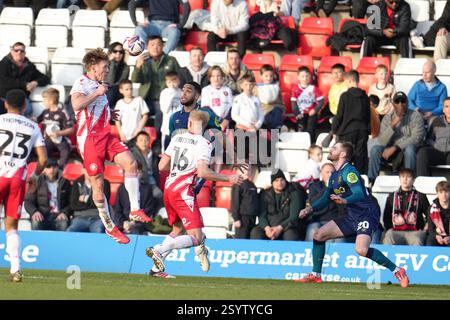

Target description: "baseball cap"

left=393, top=91, right=408, bottom=104
left=45, top=158, right=59, bottom=168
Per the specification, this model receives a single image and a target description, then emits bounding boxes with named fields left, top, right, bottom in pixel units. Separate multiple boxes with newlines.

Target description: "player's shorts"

left=78, top=133, right=128, bottom=176
left=163, top=185, right=204, bottom=230
left=333, top=204, right=380, bottom=238
left=0, top=168, right=26, bottom=220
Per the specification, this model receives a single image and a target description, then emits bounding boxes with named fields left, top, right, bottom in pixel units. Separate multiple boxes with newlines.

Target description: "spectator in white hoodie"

left=160, top=72, right=182, bottom=151
left=207, top=0, right=250, bottom=57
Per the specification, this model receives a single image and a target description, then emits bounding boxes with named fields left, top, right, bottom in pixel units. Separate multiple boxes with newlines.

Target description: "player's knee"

left=313, top=230, right=326, bottom=242
left=125, top=158, right=138, bottom=174
left=355, top=246, right=368, bottom=257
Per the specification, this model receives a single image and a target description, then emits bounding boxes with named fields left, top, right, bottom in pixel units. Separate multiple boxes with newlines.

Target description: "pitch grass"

left=0, top=268, right=449, bottom=300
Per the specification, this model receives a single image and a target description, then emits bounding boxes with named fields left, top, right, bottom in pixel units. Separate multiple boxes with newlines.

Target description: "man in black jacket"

left=332, top=70, right=371, bottom=174
left=24, top=158, right=71, bottom=231
left=129, top=0, right=190, bottom=54
left=250, top=170, right=302, bottom=241
left=424, top=0, right=450, bottom=60
left=231, top=164, right=259, bottom=239
left=178, top=47, right=210, bottom=89
left=362, top=0, right=413, bottom=58
left=0, top=42, right=50, bottom=118
left=66, top=166, right=111, bottom=234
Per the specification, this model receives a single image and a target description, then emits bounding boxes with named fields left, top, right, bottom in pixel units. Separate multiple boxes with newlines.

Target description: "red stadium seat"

left=62, top=163, right=83, bottom=181
left=27, top=161, right=37, bottom=178
left=184, top=31, right=208, bottom=53
left=242, top=53, right=276, bottom=83
left=317, top=56, right=352, bottom=97
left=188, top=0, right=206, bottom=10
left=215, top=169, right=234, bottom=211
left=196, top=180, right=212, bottom=207
left=282, top=91, right=297, bottom=124
left=279, top=55, right=314, bottom=93
left=337, top=18, right=368, bottom=50
left=246, top=0, right=260, bottom=15
left=144, top=126, right=157, bottom=148
left=298, top=17, right=334, bottom=58
left=356, top=57, right=391, bottom=93
left=104, top=165, right=124, bottom=207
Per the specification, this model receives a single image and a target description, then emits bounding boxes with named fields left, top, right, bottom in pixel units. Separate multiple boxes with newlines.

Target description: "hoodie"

left=332, top=87, right=371, bottom=136
left=178, top=62, right=210, bottom=89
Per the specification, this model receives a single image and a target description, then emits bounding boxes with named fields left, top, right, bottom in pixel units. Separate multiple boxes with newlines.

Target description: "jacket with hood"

left=178, top=63, right=210, bottom=89
left=222, top=63, right=252, bottom=96
left=332, top=87, right=371, bottom=136
left=0, top=54, right=50, bottom=98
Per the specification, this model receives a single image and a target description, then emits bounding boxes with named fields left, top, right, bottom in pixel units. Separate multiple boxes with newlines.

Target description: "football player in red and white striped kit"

left=70, top=48, right=151, bottom=244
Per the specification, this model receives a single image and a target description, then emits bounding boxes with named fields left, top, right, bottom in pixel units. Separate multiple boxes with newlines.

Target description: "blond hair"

left=189, top=110, right=210, bottom=128
left=82, top=48, right=108, bottom=71
left=42, top=88, right=59, bottom=104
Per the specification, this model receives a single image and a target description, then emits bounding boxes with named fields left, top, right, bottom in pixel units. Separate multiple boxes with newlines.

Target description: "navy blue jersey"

left=312, top=162, right=374, bottom=214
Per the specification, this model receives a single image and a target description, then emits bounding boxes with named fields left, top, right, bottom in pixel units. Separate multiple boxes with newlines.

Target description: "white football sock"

left=157, top=235, right=197, bottom=256
left=151, top=234, right=177, bottom=273
left=6, top=230, right=20, bottom=274
left=124, top=174, right=140, bottom=211
left=94, top=195, right=115, bottom=231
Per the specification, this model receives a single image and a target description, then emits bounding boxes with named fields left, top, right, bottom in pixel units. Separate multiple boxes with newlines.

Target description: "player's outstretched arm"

left=197, top=160, right=243, bottom=185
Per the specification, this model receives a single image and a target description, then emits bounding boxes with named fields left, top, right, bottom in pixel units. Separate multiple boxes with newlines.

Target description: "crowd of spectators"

left=0, top=0, right=449, bottom=247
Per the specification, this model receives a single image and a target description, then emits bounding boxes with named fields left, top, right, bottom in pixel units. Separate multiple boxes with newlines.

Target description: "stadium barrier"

left=1, top=230, right=449, bottom=285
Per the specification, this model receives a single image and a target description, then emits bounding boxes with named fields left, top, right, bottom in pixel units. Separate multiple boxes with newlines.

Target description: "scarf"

left=392, top=188, right=419, bottom=231
left=429, top=202, right=448, bottom=236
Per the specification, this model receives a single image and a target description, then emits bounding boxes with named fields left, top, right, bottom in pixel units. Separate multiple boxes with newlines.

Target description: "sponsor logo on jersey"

left=347, top=172, right=359, bottom=184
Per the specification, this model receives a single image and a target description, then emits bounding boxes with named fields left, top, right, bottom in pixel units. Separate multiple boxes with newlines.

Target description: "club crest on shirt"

left=347, top=172, right=359, bottom=184
left=89, top=163, right=98, bottom=173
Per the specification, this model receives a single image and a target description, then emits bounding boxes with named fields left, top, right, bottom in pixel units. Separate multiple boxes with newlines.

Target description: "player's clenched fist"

left=95, top=83, right=108, bottom=96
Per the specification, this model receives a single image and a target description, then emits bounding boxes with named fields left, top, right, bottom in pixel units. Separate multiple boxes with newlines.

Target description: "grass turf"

left=0, top=269, right=449, bottom=300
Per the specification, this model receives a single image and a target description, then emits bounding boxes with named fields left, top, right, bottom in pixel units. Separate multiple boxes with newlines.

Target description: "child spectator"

left=232, top=74, right=265, bottom=132
left=328, top=63, right=348, bottom=117
left=201, top=66, right=233, bottom=131
left=427, top=181, right=450, bottom=246
left=255, top=64, right=285, bottom=130
left=231, top=164, right=259, bottom=239
left=369, top=94, right=381, bottom=138
left=290, top=66, right=324, bottom=141
left=293, top=144, right=323, bottom=189
left=37, top=88, right=74, bottom=168
left=114, top=79, right=149, bottom=146
left=160, top=72, right=182, bottom=151
left=368, top=64, right=395, bottom=118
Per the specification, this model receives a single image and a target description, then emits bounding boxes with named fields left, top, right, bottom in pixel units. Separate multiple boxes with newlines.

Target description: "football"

left=123, top=35, right=145, bottom=56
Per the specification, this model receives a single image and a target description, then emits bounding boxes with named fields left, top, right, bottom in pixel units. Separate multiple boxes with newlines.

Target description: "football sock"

left=366, top=247, right=396, bottom=272
left=151, top=234, right=177, bottom=272
left=312, top=239, right=326, bottom=274
left=6, top=230, right=20, bottom=274
left=157, top=235, right=197, bottom=256
left=124, top=174, right=140, bottom=211
left=94, top=195, right=115, bottom=232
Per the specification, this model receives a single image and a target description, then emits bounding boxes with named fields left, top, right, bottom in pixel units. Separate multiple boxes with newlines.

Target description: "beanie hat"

left=271, top=169, right=286, bottom=183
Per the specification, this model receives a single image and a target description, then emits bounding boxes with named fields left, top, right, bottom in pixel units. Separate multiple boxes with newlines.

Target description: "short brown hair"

left=340, top=141, right=354, bottom=161
left=118, top=79, right=132, bottom=89
left=82, top=48, right=108, bottom=71
left=436, top=181, right=450, bottom=192
left=165, top=71, right=179, bottom=81
left=376, top=64, right=389, bottom=73
left=227, top=48, right=240, bottom=58
left=189, top=46, right=204, bottom=55
left=207, top=65, right=224, bottom=79
left=240, top=73, right=256, bottom=84
left=42, top=88, right=59, bottom=104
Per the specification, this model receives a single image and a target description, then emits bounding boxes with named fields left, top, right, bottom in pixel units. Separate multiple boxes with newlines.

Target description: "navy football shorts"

left=333, top=205, right=380, bottom=238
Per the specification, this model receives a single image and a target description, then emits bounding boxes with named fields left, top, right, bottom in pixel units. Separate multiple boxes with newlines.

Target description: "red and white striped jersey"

left=164, top=132, right=212, bottom=192
left=0, top=113, right=45, bottom=179
left=70, top=75, right=111, bottom=138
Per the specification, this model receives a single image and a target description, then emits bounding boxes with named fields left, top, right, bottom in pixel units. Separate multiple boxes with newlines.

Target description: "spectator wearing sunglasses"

left=0, top=42, right=50, bottom=118
left=362, top=0, right=413, bottom=58
left=107, top=42, right=130, bottom=108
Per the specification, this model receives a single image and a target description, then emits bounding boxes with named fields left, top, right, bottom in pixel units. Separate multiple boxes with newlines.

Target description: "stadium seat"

left=393, top=58, right=427, bottom=94
left=204, top=51, right=227, bottom=68
left=316, top=132, right=335, bottom=160
left=254, top=170, right=291, bottom=190
left=270, top=16, right=296, bottom=45
left=51, top=47, right=85, bottom=86
left=337, top=18, right=367, bottom=50
left=0, top=44, right=9, bottom=58
left=72, top=9, right=108, bottom=49
left=435, top=59, right=450, bottom=92
left=27, top=162, right=38, bottom=178
left=246, top=0, right=260, bottom=15
left=0, top=7, right=33, bottom=46
left=184, top=31, right=208, bottom=53
left=30, top=84, right=65, bottom=117
left=414, top=176, right=447, bottom=204
left=62, top=163, right=84, bottom=181
left=144, top=126, right=157, bottom=148
left=413, top=21, right=436, bottom=52
left=317, top=56, right=352, bottom=97
left=298, top=17, right=334, bottom=58
left=109, top=10, right=145, bottom=43
left=188, top=0, right=207, bottom=10
left=356, top=57, right=391, bottom=93
left=169, top=50, right=191, bottom=68
left=196, top=180, right=212, bottom=207
left=215, top=169, right=235, bottom=211
left=25, top=46, right=50, bottom=76
left=371, top=175, right=400, bottom=222
left=104, top=165, right=125, bottom=207
left=35, top=9, right=71, bottom=48
left=242, top=53, right=276, bottom=83
left=200, top=207, right=230, bottom=239
left=434, top=0, right=447, bottom=19
left=275, top=132, right=311, bottom=173
left=405, top=0, right=430, bottom=22
left=279, top=55, right=314, bottom=93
